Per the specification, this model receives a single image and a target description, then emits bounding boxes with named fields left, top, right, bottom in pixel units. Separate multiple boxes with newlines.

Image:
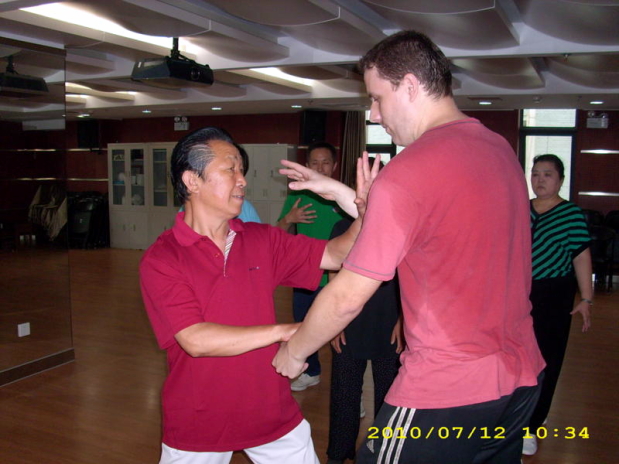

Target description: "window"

left=522, top=109, right=576, bottom=128
left=365, top=110, right=397, bottom=164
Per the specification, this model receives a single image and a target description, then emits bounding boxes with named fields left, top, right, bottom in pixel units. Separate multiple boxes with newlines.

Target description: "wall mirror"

left=0, top=38, right=73, bottom=381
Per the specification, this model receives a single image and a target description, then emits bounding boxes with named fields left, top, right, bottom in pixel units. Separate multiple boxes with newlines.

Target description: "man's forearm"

left=287, top=270, right=380, bottom=358
left=321, top=216, right=361, bottom=270
left=330, top=183, right=358, bottom=218
left=273, top=269, right=382, bottom=378
left=176, top=322, right=298, bottom=357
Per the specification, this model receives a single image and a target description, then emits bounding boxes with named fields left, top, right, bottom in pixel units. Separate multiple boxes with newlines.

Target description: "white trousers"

left=160, top=419, right=319, bottom=464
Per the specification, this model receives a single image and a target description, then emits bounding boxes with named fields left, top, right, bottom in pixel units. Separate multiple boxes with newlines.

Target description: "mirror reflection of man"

left=277, top=142, right=349, bottom=392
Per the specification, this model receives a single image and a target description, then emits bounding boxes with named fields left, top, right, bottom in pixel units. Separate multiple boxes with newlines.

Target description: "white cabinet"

left=108, top=142, right=296, bottom=248
left=147, top=143, right=179, bottom=244
left=108, top=143, right=178, bottom=249
left=109, top=144, right=148, bottom=208
left=242, top=144, right=296, bottom=225
left=109, top=210, right=148, bottom=249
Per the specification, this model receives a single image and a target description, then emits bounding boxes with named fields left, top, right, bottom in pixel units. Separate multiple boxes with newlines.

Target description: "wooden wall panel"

left=574, top=110, right=619, bottom=215
left=465, top=110, right=520, bottom=153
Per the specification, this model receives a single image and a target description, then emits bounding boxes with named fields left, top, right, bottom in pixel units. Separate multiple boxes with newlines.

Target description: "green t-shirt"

left=278, top=190, right=349, bottom=286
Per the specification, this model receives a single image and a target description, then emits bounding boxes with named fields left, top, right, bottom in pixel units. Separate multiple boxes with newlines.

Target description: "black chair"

left=68, top=198, right=95, bottom=248
left=604, top=210, right=619, bottom=231
left=603, top=210, right=619, bottom=291
left=582, top=209, right=605, bottom=227
left=589, top=225, right=616, bottom=292
left=67, top=192, right=110, bottom=249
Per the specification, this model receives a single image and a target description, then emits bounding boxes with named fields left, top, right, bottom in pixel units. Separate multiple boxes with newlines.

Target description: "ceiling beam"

left=227, top=69, right=313, bottom=93
left=1, top=9, right=174, bottom=57
left=128, top=0, right=289, bottom=59
left=66, top=83, right=136, bottom=101
left=329, top=0, right=396, bottom=37
left=66, top=49, right=116, bottom=71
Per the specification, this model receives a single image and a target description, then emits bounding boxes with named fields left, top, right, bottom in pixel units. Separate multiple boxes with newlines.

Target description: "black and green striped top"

left=531, top=200, right=590, bottom=280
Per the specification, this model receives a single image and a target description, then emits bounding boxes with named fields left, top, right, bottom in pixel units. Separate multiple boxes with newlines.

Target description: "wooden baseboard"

left=0, top=349, right=75, bottom=387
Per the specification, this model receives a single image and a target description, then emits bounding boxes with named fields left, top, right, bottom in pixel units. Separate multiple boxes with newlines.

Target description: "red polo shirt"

left=140, top=213, right=326, bottom=452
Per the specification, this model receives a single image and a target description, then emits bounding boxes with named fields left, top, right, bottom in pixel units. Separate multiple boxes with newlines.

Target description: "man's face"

left=364, top=67, right=412, bottom=147
left=307, top=147, right=337, bottom=177
left=192, top=140, right=247, bottom=219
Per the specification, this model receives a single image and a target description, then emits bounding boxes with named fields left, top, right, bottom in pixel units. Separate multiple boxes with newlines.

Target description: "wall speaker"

left=300, top=110, right=326, bottom=145
left=77, top=119, right=100, bottom=149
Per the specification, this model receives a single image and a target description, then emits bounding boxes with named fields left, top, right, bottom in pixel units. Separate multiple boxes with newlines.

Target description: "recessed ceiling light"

left=77, top=113, right=91, bottom=118
left=142, top=109, right=151, bottom=114
left=590, top=100, right=604, bottom=105
left=212, top=107, right=222, bottom=111
left=478, top=101, right=493, bottom=106
left=291, top=105, right=302, bottom=109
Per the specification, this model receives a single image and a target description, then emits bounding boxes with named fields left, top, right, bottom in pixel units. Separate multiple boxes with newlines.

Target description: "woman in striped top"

left=523, top=154, right=593, bottom=456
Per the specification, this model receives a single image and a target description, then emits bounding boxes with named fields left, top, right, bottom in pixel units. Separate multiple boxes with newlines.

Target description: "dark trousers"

left=327, top=344, right=400, bottom=461
left=293, top=287, right=322, bottom=376
left=356, top=373, right=542, bottom=464
left=529, top=276, right=576, bottom=429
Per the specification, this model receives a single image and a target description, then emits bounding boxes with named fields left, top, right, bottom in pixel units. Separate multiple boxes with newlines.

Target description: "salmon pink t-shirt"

left=344, top=118, right=545, bottom=409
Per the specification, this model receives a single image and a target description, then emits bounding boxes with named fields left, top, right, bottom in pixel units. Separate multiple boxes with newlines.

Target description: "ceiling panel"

left=206, top=0, right=338, bottom=26
left=0, top=0, right=617, bottom=121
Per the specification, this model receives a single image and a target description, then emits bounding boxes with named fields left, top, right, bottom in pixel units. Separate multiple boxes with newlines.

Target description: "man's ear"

left=402, top=73, right=419, bottom=101
left=182, top=170, right=200, bottom=194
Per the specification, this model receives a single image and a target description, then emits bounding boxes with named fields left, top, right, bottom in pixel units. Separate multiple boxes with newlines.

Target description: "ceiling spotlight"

left=211, top=107, right=222, bottom=111
left=291, top=105, right=302, bottom=109
left=590, top=101, right=604, bottom=105
left=532, top=96, right=542, bottom=103
left=478, top=101, right=492, bottom=106
left=142, top=109, right=152, bottom=114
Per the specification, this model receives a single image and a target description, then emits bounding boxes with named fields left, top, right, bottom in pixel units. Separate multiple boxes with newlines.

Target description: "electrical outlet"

left=18, top=322, right=31, bottom=337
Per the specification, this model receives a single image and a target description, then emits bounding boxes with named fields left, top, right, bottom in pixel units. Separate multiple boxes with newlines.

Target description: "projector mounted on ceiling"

left=131, top=38, right=213, bottom=89
left=0, top=56, right=49, bottom=98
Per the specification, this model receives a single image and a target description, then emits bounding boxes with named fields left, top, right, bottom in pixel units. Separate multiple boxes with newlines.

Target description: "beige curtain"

left=340, top=111, right=366, bottom=188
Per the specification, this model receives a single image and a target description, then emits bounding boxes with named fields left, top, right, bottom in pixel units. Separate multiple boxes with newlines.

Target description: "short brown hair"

left=359, top=30, right=453, bottom=99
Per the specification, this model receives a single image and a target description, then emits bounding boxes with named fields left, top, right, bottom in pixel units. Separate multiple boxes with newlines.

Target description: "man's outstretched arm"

left=279, top=152, right=378, bottom=219
left=273, top=268, right=382, bottom=378
left=176, top=322, right=302, bottom=358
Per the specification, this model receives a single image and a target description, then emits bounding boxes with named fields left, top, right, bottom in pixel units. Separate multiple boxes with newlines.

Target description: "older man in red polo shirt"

left=140, top=126, right=375, bottom=464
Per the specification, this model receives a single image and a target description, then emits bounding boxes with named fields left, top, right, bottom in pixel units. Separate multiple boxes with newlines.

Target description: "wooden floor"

left=0, top=248, right=617, bottom=463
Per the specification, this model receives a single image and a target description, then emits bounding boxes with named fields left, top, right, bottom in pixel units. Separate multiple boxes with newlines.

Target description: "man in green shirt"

left=277, top=142, right=349, bottom=391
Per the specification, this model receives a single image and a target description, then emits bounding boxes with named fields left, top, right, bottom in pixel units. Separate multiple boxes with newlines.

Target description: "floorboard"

left=0, top=248, right=616, bottom=463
